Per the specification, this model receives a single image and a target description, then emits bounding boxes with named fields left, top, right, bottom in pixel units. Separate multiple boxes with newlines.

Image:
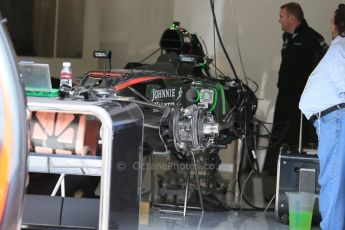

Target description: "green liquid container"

left=289, top=210, right=313, bottom=230
left=286, top=192, right=316, bottom=230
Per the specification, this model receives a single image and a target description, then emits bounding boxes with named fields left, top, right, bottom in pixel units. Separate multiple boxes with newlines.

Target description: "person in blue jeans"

left=299, top=4, right=345, bottom=230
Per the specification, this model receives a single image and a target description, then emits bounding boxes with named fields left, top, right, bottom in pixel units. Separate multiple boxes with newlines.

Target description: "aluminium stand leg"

left=150, top=152, right=155, bottom=207
left=191, top=151, right=204, bottom=212
left=183, top=170, right=190, bottom=217
left=298, top=112, right=303, bottom=154
left=51, top=173, right=66, bottom=197
left=234, top=139, right=243, bottom=207
left=155, top=151, right=203, bottom=216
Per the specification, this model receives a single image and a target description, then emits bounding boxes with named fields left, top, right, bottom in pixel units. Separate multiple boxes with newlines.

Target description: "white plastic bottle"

left=60, top=62, right=73, bottom=87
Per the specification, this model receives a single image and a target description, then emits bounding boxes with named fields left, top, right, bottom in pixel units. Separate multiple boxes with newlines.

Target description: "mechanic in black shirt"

left=263, top=2, right=328, bottom=174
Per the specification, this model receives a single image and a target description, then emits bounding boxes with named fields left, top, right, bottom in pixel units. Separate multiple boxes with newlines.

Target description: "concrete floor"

left=140, top=210, right=321, bottom=230
left=140, top=168, right=321, bottom=230
left=20, top=163, right=322, bottom=229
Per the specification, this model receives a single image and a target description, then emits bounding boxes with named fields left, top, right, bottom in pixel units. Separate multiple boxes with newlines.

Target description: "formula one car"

left=57, top=22, right=259, bottom=210
left=63, top=22, right=258, bottom=159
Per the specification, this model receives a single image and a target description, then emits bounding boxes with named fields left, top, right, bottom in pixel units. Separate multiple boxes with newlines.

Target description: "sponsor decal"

left=152, top=88, right=176, bottom=100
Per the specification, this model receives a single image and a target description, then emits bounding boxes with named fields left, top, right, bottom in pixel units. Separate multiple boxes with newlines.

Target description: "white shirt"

left=299, top=35, right=345, bottom=119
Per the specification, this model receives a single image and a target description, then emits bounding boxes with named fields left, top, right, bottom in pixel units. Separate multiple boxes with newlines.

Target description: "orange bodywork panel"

left=0, top=95, right=13, bottom=223
left=30, top=112, right=100, bottom=156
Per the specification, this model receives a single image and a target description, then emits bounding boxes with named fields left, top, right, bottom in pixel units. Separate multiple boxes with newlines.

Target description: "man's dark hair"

left=334, top=4, right=345, bottom=36
left=281, top=2, right=304, bottom=22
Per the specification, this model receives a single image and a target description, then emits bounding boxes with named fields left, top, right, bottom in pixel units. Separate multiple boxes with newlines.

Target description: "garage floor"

left=140, top=168, right=321, bottom=230
left=140, top=210, right=321, bottom=230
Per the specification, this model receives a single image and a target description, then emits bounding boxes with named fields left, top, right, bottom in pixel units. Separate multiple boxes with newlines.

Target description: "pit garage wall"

left=99, top=0, right=175, bottom=69
left=18, top=0, right=102, bottom=80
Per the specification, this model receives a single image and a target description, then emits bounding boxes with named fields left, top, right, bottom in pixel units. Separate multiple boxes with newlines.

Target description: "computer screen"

left=18, top=62, right=52, bottom=92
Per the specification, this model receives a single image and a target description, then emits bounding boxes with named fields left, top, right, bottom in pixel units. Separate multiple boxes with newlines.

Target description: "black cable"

left=197, top=33, right=209, bottom=56
left=251, top=113, right=300, bottom=140
left=246, top=77, right=259, bottom=93
left=210, top=0, right=260, bottom=167
left=241, top=89, right=257, bottom=172
left=238, top=159, right=260, bottom=210
left=108, top=56, right=112, bottom=72
left=242, top=135, right=258, bottom=173
left=209, top=0, right=239, bottom=79
left=139, top=48, right=161, bottom=64
left=210, top=62, right=226, bottom=77
left=254, top=118, right=294, bottom=151
left=261, top=114, right=300, bottom=144
left=209, top=0, right=265, bottom=177
left=254, top=114, right=299, bottom=125
left=253, top=117, right=275, bottom=125
left=212, top=8, right=218, bottom=80
left=237, top=80, right=260, bottom=173
left=237, top=145, right=274, bottom=211
left=207, top=1, right=273, bottom=209
left=252, top=118, right=271, bottom=136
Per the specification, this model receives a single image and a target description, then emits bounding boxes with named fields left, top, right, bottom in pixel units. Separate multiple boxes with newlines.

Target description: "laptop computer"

left=18, top=62, right=58, bottom=97
left=18, top=62, right=53, bottom=92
